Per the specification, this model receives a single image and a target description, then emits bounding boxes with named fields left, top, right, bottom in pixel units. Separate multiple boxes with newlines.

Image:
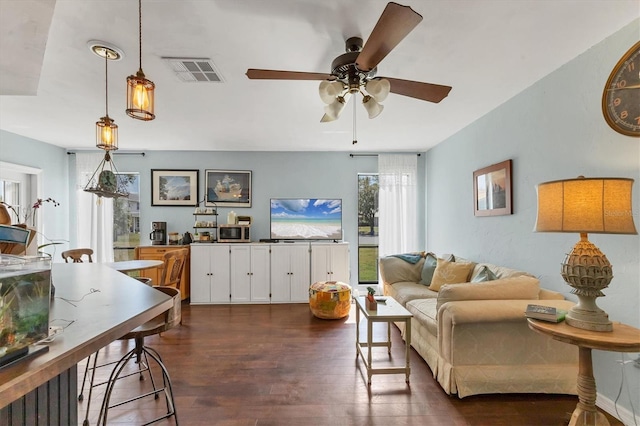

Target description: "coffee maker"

left=150, top=222, right=167, bottom=245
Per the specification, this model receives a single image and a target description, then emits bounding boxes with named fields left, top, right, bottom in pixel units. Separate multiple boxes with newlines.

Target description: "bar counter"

left=0, top=263, right=173, bottom=424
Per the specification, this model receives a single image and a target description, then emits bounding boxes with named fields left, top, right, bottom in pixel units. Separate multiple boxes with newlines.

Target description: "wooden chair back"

left=61, top=248, right=94, bottom=263
left=158, top=248, right=188, bottom=290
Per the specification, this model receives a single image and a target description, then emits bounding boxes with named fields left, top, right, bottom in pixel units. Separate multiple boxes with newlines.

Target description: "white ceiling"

left=0, top=0, right=638, bottom=153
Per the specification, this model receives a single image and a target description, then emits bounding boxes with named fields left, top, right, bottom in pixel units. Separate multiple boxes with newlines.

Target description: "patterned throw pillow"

left=428, top=258, right=474, bottom=292
left=471, top=265, right=498, bottom=283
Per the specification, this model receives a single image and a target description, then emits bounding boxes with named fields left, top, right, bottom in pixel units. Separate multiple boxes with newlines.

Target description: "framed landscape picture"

left=473, top=159, right=512, bottom=216
left=205, top=170, right=251, bottom=207
left=151, top=169, right=199, bottom=206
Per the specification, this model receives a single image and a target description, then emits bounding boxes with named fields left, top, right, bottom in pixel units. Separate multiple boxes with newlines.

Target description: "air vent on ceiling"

left=163, top=57, right=223, bottom=83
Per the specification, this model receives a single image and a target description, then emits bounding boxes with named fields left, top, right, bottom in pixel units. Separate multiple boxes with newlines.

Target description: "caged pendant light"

left=91, top=43, right=121, bottom=151
left=126, top=0, right=155, bottom=121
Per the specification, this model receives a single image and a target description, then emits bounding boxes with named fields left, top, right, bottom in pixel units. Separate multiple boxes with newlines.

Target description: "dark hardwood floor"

left=79, top=302, right=624, bottom=426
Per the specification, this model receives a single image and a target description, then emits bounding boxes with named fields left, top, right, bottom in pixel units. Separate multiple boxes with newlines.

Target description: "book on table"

left=525, top=304, right=568, bottom=323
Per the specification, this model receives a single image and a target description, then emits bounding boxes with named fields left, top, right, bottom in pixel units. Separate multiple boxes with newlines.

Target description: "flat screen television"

left=270, top=198, right=342, bottom=241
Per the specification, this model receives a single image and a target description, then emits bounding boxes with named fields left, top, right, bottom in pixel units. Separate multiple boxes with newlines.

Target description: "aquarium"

left=0, top=255, right=51, bottom=367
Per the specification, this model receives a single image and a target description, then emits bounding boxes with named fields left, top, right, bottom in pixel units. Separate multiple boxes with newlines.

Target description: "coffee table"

left=355, top=295, right=413, bottom=385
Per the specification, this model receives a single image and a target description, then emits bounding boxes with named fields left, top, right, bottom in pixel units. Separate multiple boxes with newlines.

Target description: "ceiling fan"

left=246, top=2, right=452, bottom=122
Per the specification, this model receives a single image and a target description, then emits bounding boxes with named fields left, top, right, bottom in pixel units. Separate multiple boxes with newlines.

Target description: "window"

left=358, top=173, right=379, bottom=284
left=0, top=179, right=22, bottom=222
left=113, top=173, right=140, bottom=261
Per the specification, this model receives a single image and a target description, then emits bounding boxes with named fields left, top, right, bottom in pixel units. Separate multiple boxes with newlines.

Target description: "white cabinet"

left=190, top=244, right=230, bottom=304
left=230, top=245, right=270, bottom=303
left=270, top=244, right=310, bottom=303
left=191, top=242, right=349, bottom=304
left=310, top=243, right=349, bottom=284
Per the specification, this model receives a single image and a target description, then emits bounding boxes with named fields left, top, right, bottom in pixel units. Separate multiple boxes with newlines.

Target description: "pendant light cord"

left=104, top=54, right=109, bottom=116
left=138, top=0, right=143, bottom=71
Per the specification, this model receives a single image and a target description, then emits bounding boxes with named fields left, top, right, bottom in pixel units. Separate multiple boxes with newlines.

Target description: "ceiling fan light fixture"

left=319, top=80, right=345, bottom=104
left=362, top=95, right=384, bottom=119
left=365, top=78, right=391, bottom=102
left=126, top=0, right=155, bottom=121
left=324, top=95, right=348, bottom=120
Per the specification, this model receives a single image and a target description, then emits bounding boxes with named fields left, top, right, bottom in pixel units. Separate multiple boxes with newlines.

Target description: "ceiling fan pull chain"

left=352, top=97, right=357, bottom=145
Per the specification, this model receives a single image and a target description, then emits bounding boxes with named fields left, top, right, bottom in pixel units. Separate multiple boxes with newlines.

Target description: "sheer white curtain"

left=75, top=153, right=114, bottom=263
left=378, top=154, right=419, bottom=258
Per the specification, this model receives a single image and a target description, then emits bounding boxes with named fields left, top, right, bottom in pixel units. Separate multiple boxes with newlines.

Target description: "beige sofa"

left=379, top=254, right=578, bottom=398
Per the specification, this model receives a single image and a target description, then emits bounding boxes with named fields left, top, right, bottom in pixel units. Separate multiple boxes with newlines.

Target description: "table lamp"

left=534, top=176, right=637, bottom=332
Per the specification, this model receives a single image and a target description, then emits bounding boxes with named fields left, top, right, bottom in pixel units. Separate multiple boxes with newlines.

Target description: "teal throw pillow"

left=419, top=252, right=437, bottom=285
left=471, top=265, right=498, bottom=283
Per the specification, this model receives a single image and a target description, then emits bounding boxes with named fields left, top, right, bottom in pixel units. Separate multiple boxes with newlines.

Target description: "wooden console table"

left=528, top=319, right=640, bottom=426
left=0, top=263, right=173, bottom=425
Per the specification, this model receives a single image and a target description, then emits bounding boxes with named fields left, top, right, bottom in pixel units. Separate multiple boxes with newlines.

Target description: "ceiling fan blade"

left=246, top=69, right=335, bottom=81
left=382, top=77, right=452, bottom=103
left=355, top=2, right=423, bottom=72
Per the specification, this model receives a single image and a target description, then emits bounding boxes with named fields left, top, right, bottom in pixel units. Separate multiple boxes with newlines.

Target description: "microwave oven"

left=218, top=224, right=251, bottom=243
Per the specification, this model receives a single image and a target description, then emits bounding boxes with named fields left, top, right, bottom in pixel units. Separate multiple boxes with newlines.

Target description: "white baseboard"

left=598, top=392, right=640, bottom=425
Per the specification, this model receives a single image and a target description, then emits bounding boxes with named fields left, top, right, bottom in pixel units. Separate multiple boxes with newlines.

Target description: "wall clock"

left=98, top=170, right=117, bottom=193
left=601, top=41, right=640, bottom=137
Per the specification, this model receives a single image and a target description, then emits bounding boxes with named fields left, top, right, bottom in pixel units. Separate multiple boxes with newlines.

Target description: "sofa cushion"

left=379, top=256, right=424, bottom=284
left=419, top=252, right=437, bottom=285
left=428, top=258, right=475, bottom=292
left=471, top=265, right=498, bottom=283
left=436, top=275, right=540, bottom=310
left=406, top=298, right=439, bottom=336
left=387, top=281, right=438, bottom=306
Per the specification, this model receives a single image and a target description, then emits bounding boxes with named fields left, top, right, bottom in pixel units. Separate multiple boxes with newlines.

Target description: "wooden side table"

left=528, top=319, right=640, bottom=426
left=355, top=296, right=412, bottom=385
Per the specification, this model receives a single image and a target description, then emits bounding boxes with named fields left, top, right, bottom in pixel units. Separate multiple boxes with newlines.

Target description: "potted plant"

left=365, top=286, right=377, bottom=311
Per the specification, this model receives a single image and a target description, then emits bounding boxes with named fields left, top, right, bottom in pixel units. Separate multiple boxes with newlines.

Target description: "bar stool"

left=97, top=286, right=181, bottom=425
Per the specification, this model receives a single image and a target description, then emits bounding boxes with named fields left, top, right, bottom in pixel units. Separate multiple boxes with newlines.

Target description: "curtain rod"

left=67, top=151, right=145, bottom=156
left=349, top=153, right=421, bottom=157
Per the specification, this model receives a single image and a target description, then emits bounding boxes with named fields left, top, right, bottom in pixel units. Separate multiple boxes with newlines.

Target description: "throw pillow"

left=471, top=265, right=498, bottom=283
left=428, top=258, right=475, bottom=292
left=419, top=252, right=437, bottom=285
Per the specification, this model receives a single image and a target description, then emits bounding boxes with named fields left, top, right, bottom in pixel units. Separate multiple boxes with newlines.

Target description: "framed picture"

left=473, top=159, right=512, bottom=216
left=151, top=169, right=199, bottom=206
left=205, top=170, right=252, bottom=207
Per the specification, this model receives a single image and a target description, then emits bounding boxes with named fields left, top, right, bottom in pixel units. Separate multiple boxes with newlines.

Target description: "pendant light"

left=126, top=0, right=155, bottom=121
left=92, top=44, right=121, bottom=151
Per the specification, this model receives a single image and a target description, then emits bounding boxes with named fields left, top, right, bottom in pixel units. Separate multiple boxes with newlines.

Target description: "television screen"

left=270, top=198, right=342, bottom=240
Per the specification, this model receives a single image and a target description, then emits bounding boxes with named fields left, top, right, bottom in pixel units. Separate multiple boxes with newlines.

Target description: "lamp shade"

left=319, top=80, right=345, bottom=104
left=362, top=95, right=384, bottom=119
left=535, top=177, right=637, bottom=235
left=96, top=115, right=118, bottom=150
left=126, top=71, right=155, bottom=121
left=365, top=78, right=390, bottom=102
left=323, top=95, right=348, bottom=121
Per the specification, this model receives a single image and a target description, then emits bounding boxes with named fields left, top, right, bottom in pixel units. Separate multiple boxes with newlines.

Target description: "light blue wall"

left=70, top=151, right=382, bottom=284
left=0, top=130, right=70, bottom=256
left=425, top=20, right=639, bottom=418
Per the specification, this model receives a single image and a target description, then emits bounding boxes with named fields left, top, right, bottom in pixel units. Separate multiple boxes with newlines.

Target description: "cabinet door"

left=190, top=245, right=211, bottom=303
left=311, top=244, right=349, bottom=284
left=310, top=245, right=330, bottom=283
left=289, top=245, right=311, bottom=302
left=270, top=245, right=292, bottom=302
left=210, top=245, right=231, bottom=303
left=250, top=245, right=270, bottom=302
left=329, top=244, right=349, bottom=283
left=230, top=246, right=251, bottom=302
